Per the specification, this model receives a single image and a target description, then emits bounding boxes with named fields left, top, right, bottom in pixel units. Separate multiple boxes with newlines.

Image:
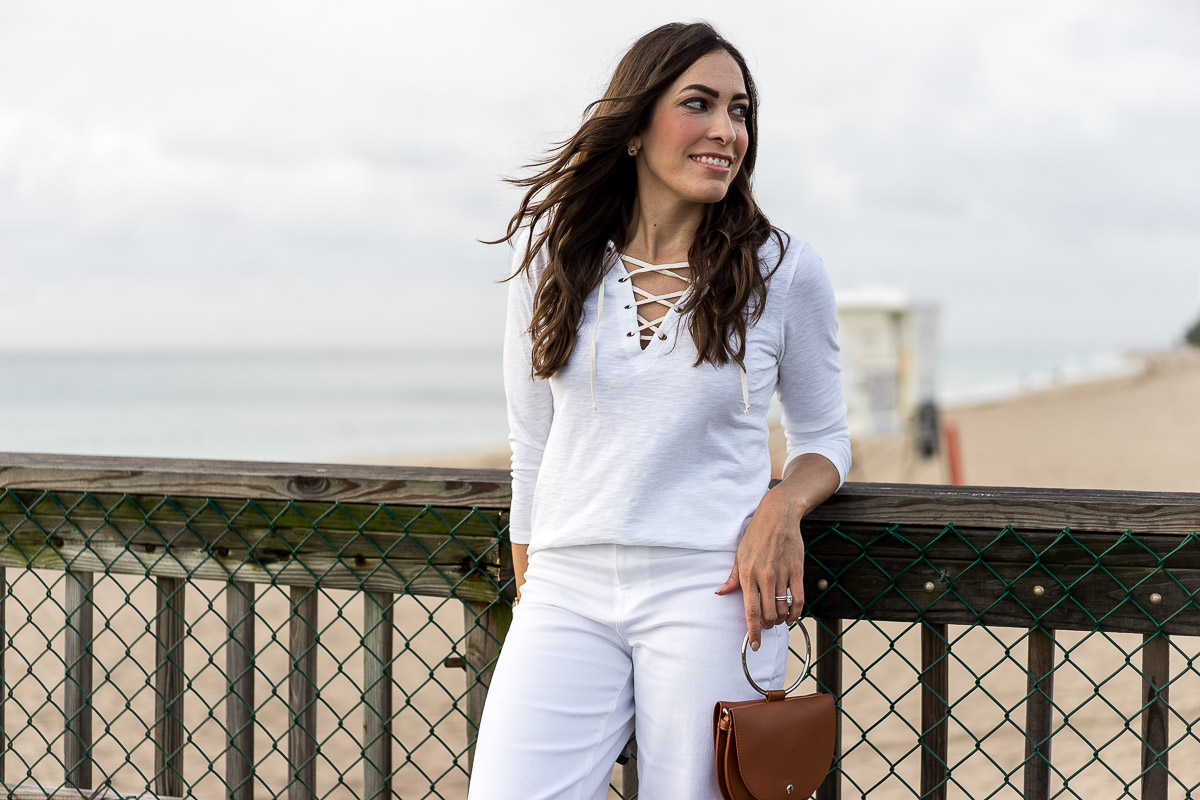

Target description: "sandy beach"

left=6, top=348, right=1197, bottom=798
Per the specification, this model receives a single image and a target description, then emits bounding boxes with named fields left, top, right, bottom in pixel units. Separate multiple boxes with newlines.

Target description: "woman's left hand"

left=715, top=489, right=806, bottom=652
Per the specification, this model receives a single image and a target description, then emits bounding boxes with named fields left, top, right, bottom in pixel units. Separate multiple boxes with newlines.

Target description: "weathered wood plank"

left=1, top=566, right=7, bottom=784
left=815, top=618, right=843, bottom=800
left=363, top=591, right=394, bottom=800
left=806, top=482, right=1200, bottom=536
left=0, top=489, right=507, bottom=547
left=802, top=527, right=1200, bottom=635
left=1023, top=627, right=1055, bottom=800
left=64, top=571, right=93, bottom=790
left=289, top=586, right=318, bottom=800
left=620, top=737, right=638, bottom=799
left=0, top=540, right=501, bottom=602
left=2, top=781, right=189, bottom=799
left=920, top=623, right=948, bottom=800
left=5, top=453, right=1198, bottom=535
left=462, top=599, right=513, bottom=774
left=226, top=581, right=255, bottom=800
left=1140, top=633, right=1170, bottom=800
left=0, top=452, right=512, bottom=507
left=154, top=577, right=186, bottom=799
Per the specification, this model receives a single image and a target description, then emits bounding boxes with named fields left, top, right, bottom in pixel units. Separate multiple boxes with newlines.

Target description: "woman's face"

left=631, top=49, right=751, bottom=209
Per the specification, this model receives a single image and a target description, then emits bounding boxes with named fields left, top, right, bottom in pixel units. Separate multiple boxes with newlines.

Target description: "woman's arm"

left=502, top=228, right=553, bottom=600
left=716, top=241, right=851, bottom=650
left=512, top=542, right=529, bottom=601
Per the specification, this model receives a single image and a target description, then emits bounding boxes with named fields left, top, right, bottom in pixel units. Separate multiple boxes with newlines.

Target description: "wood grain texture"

left=0, top=452, right=512, bottom=507
left=363, top=591, right=394, bottom=800
left=154, top=577, right=186, bottom=799
left=802, top=524, right=1200, bottom=635
left=815, top=618, right=843, bottom=800
left=5, top=453, right=1196, bottom=534
left=1023, top=627, right=1056, bottom=800
left=64, top=571, right=93, bottom=790
left=226, top=581, right=255, bottom=800
left=1140, top=633, right=1170, bottom=800
left=462, top=599, right=512, bottom=775
left=289, top=586, right=318, bottom=800
left=2, top=781, right=188, bottom=799
left=920, top=623, right=948, bottom=800
left=1, top=567, right=7, bottom=784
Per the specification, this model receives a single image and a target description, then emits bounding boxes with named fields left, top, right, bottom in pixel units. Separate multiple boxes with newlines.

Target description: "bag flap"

left=729, top=693, right=836, bottom=800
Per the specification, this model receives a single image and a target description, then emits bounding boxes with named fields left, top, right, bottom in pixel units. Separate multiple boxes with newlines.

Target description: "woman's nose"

left=710, top=114, right=736, bottom=145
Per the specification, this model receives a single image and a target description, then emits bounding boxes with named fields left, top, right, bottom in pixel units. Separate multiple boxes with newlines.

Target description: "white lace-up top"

left=588, top=253, right=751, bottom=415
left=503, top=227, right=851, bottom=555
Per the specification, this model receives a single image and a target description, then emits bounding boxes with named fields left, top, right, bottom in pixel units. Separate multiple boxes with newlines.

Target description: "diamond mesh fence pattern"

left=0, top=471, right=1197, bottom=800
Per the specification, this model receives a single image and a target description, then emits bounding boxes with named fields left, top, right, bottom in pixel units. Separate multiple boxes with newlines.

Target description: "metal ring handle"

left=741, top=620, right=812, bottom=697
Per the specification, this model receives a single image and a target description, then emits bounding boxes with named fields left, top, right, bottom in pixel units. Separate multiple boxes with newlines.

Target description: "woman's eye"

left=732, top=105, right=749, bottom=119
left=684, top=98, right=708, bottom=111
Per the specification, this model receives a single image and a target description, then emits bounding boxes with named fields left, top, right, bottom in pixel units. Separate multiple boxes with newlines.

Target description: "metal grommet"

left=624, top=304, right=631, bottom=309
left=618, top=277, right=627, bottom=282
left=742, top=621, right=811, bottom=697
left=658, top=333, right=667, bottom=340
left=626, top=331, right=634, bottom=337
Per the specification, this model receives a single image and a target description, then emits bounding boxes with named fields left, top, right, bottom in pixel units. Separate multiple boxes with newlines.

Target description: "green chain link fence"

left=0, top=454, right=1197, bottom=799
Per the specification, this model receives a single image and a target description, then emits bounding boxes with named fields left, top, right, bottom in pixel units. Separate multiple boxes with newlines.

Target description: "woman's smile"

left=690, top=153, right=734, bottom=172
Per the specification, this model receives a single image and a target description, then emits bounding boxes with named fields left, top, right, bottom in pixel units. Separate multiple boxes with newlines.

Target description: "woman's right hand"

left=512, top=542, right=529, bottom=603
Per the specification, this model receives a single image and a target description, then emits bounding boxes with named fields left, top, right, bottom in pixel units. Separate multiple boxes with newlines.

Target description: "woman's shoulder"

left=757, top=229, right=824, bottom=288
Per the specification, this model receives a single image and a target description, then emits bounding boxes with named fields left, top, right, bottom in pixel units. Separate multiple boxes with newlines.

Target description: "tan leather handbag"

left=713, top=623, right=837, bottom=800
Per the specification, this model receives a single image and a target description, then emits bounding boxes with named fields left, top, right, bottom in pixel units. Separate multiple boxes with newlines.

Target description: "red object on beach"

left=944, top=421, right=964, bottom=485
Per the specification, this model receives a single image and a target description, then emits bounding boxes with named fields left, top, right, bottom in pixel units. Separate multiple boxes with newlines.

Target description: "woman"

left=469, top=21, right=851, bottom=800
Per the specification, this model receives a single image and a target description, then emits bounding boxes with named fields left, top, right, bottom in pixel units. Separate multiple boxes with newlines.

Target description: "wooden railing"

left=0, top=452, right=1197, bottom=799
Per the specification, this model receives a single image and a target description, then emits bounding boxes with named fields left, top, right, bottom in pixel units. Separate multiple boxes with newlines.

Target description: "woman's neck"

left=624, top=195, right=704, bottom=263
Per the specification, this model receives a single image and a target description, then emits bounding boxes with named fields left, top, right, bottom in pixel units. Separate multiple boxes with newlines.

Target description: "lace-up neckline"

left=616, top=253, right=692, bottom=347
left=587, top=250, right=751, bottom=415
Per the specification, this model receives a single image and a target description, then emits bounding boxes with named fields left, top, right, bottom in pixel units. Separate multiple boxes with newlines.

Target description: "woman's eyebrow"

left=678, top=83, right=750, bottom=102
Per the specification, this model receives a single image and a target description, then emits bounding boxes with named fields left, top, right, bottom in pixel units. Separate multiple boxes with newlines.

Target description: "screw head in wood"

left=1033, top=585, right=1046, bottom=597
left=923, top=581, right=936, bottom=593
left=816, top=579, right=829, bottom=591
left=1150, top=593, right=1163, bottom=605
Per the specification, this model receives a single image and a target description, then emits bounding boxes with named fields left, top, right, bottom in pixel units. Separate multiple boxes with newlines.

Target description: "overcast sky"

left=1, top=0, right=1197, bottom=354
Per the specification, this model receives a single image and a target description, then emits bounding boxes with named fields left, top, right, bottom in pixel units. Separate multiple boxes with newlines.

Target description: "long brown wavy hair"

left=493, top=21, right=787, bottom=378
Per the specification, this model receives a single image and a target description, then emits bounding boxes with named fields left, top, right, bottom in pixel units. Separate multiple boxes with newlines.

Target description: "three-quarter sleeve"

left=775, top=242, right=852, bottom=488
left=502, top=232, right=554, bottom=544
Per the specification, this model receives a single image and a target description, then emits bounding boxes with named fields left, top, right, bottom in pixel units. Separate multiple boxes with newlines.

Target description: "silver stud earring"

left=627, top=144, right=639, bottom=157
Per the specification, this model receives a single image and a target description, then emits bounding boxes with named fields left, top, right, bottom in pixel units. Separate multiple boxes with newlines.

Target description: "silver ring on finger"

left=774, top=587, right=793, bottom=605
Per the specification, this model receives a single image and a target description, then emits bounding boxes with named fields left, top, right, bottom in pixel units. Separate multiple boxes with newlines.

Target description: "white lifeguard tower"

left=836, top=289, right=938, bottom=436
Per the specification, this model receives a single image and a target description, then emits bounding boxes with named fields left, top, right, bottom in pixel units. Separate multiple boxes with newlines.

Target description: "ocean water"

left=0, top=344, right=1145, bottom=464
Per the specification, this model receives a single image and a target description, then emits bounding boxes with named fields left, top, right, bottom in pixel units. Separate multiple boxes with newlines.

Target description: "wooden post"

left=620, top=738, right=638, bottom=799
left=363, top=591, right=394, bottom=800
left=920, top=622, right=948, bottom=800
left=1, top=566, right=7, bottom=784
left=64, top=570, right=93, bottom=790
left=289, top=586, right=318, bottom=800
left=815, top=618, right=843, bottom=800
left=1140, top=633, right=1170, bottom=800
left=155, top=576, right=186, bottom=798
left=1023, top=627, right=1056, bottom=800
left=226, top=581, right=256, bottom=800
left=462, top=599, right=512, bottom=773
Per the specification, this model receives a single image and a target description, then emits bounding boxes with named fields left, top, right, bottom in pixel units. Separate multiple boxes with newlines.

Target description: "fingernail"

left=751, top=640, right=759, bottom=652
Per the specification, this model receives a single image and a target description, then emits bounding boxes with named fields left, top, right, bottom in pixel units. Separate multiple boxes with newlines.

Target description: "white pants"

left=466, top=543, right=790, bottom=800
